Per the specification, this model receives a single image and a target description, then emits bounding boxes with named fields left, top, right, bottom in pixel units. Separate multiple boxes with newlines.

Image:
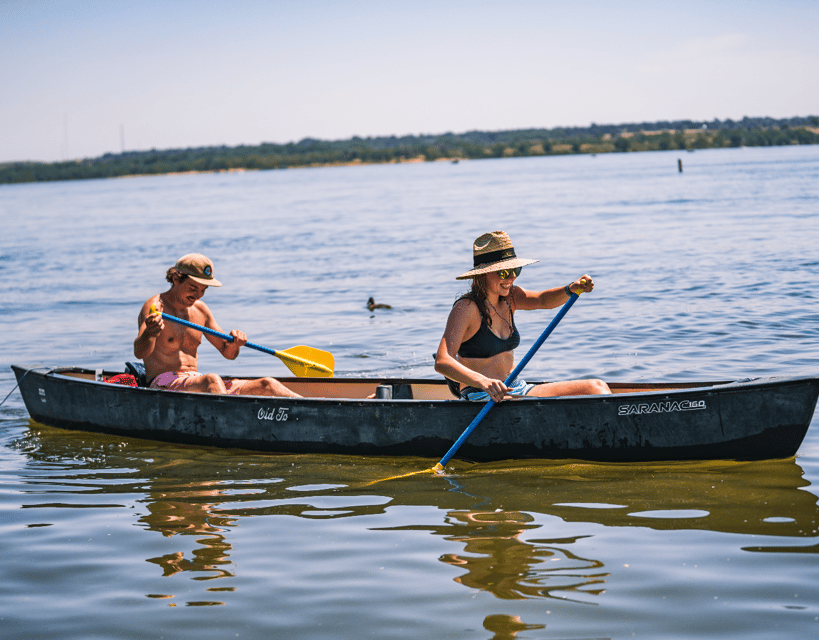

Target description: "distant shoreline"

left=112, top=155, right=453, bottom=180
left=3, top=116, right=818, bottom=185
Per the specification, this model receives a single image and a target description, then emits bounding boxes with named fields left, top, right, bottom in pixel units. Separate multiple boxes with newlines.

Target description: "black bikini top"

left=458, top=315, right=520, bottom=359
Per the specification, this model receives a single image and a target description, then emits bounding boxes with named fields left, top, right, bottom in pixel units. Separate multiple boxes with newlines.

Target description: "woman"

left=434, top=231, right=611, bottom=402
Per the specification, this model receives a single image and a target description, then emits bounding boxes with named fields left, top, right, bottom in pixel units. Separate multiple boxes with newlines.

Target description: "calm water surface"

left=2, top=146, right=819, bottom=639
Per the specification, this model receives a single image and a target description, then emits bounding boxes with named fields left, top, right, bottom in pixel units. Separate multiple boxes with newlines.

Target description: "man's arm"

left=198, top=303, right=247, bottom=360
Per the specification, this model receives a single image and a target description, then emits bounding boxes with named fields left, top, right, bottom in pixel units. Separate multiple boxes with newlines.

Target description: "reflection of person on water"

left=142, top=480, right=235, bottom=581
left=134, top=253, right=299, bottom=397
left=435, top=231, right=611, bottom=402
left=440, top=509, right=605, bottom=602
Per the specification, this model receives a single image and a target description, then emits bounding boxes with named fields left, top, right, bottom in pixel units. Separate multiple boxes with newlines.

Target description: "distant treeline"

left=3, top=115, right=818, bottom=185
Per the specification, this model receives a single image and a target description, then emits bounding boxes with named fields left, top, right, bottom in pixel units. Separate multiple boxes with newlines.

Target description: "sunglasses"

left=496, top=267, right=522, bottom=280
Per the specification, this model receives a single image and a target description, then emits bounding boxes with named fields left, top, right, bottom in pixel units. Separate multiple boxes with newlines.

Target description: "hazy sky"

left=2, top=0, right=818, bottom=163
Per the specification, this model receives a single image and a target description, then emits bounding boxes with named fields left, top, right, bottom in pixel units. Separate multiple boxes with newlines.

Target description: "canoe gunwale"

left=14, top=364, right=739, bottom=400
left=11, top=364, right=819, bottom=462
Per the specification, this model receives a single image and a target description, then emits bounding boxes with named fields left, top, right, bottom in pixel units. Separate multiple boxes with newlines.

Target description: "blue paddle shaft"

left=159, top=312, right=278, bottom=357
left=437, top=292, right=580, bottom=468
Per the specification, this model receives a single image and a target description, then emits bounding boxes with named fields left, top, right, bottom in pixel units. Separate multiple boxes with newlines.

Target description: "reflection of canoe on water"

left=11, top=364, right=819, bottom=462
left=14, top=423, right=819, bottom=540
left=15, top=419, right=817, bottom=609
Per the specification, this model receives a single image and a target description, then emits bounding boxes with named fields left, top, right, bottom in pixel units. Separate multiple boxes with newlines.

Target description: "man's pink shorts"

left=149, top=371, right=249, bottom=395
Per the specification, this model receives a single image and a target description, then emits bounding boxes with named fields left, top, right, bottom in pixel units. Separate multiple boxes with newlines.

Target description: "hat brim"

left=187, top=275, right=222, bottom=287
left=456, top=257, right=539, bottom=280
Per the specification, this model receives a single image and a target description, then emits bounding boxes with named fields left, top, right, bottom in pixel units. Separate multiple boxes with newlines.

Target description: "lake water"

left=2, top=146, right=819, bottom=639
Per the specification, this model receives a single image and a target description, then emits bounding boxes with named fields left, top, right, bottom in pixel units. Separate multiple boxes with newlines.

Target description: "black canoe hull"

left=11, top=365, right=819, bottom=462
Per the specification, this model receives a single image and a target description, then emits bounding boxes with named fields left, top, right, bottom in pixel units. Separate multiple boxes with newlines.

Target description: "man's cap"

left=174, top=253, right=222, bottom=287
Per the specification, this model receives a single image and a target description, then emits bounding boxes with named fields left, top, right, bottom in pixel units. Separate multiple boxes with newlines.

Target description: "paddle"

left=366, top=284, right=583, bottom=485
left=149, top=305, right=334, bottom=377
left=431, top=288, right=581, bottom=472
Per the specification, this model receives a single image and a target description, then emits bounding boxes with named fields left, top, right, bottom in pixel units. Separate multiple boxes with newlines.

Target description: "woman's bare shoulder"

left=451, top=296, right=480, bottom=317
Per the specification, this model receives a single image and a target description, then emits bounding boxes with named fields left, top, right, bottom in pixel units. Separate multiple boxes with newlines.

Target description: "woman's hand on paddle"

left=569, top=275, right=594, bottom=295
left=480, top=376, right=509, bottom=403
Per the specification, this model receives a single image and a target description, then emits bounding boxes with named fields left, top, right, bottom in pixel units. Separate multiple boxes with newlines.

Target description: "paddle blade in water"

left=277, top=345, right=335, bottom=378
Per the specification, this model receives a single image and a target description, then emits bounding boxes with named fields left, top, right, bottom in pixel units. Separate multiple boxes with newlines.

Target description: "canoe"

left=11, top=363, right=819, bottom=462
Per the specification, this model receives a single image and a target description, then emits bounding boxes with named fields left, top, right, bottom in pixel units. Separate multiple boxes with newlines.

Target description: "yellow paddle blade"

left=363, top=463, right=450, bottom=486
left=276, top=345, right=335, bottom=378
left=363, top=467, right=436, bottom=486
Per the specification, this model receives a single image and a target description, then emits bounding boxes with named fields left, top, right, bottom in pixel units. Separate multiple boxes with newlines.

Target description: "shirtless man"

left=134, top=253, right=299, bottom=397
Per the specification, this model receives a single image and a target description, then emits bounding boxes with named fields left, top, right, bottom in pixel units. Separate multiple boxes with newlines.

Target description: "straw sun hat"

left=455, top=231, right=539, bottom=280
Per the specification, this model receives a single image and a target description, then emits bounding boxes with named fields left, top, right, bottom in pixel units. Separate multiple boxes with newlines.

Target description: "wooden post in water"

left=678, top=158, right=683, bottom=173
